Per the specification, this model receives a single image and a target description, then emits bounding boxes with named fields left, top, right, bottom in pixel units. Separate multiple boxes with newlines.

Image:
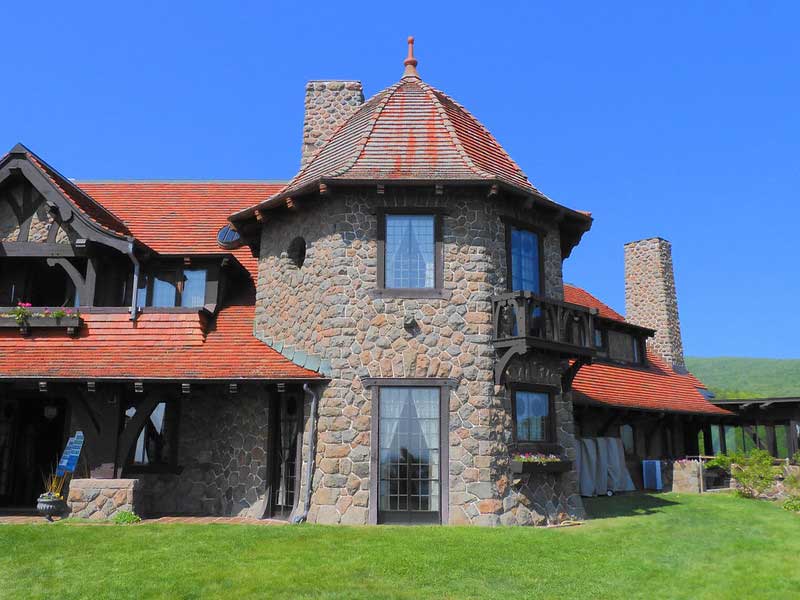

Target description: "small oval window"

left=287, top=236, right=306, bottom=268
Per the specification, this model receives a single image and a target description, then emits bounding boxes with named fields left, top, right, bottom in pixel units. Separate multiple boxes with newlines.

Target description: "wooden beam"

left=0, top=241, right=87, bottom=257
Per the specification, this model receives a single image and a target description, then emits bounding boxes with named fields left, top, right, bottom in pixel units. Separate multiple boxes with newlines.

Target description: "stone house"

left=0, top=39, right=759, bottom=524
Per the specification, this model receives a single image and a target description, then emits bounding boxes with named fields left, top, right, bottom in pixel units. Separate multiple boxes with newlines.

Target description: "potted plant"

left=511, top=452, right=573, bottom=474
left=36, top=473, right=68, bottom=522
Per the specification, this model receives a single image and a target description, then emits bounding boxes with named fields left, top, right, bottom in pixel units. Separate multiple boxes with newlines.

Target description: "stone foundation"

left=67, top=478, right=141, bottom=519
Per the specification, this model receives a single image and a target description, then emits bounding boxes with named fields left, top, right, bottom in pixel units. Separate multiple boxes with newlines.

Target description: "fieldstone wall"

left=624, top=237, right=685, bottom=370
left=256, top=187, right=581, bottom=525
left=67, top=478, right=141, bottom=519
left=302, top=81, right=364, bottom=167
left=670, top=459, right=702, bottom=493
left=134, top=386, right=273, bottom=517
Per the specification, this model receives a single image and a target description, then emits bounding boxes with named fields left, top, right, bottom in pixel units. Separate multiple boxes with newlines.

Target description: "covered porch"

left=0, top=378, right=313, bottom=520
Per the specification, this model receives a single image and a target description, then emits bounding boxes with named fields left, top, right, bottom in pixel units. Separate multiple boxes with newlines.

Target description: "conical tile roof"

left=265, top=74, right=540, bottom=206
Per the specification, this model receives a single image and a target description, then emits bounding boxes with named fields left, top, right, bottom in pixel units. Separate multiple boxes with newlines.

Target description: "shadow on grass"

left=583, top=492, right=680, bottom=519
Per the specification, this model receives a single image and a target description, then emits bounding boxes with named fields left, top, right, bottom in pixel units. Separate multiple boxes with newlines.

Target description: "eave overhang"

left=0, top=144, right=153, bottom=257
left=229, top=177, right=593, bottom=258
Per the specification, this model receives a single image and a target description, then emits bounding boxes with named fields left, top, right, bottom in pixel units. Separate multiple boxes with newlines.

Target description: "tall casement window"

left=507, top=223, right=543, bottom=293
left=122, top=399, right=180, bottom=473
left=369, top=381, right=450, bottom=525
left=376, top=210, right=444, bottom=298
left=510, top=385, right=555, bottom=447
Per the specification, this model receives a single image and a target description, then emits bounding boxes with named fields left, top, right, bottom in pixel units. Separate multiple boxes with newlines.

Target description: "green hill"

left=685, top=357, right=800, bottom=399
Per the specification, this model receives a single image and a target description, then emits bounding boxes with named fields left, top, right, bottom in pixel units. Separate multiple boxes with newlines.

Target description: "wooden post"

left=789, top=420, right=800, bottom=458
left=703, top=423, right=714, bottom=456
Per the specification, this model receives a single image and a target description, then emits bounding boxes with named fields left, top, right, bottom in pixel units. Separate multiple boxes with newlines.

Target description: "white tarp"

left=577, top=437, right=636, bottom=496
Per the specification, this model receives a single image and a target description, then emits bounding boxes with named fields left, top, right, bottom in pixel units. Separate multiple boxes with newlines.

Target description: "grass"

left=685, top=356, right=800, bottom=399
left=1, top=493, right=799, bottom=599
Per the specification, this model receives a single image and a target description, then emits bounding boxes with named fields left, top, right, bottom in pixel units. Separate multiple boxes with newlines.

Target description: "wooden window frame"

left=594, top=327, right=608, bottom=351
left=502, top=217, right=546, bottom=295
left=374, top=208, right=448, bottom=299
left=509, top=382, right=558, bottom=452
left=365, top=377, right=453, bottom=525
left=136, top=261, right=219, bottom=310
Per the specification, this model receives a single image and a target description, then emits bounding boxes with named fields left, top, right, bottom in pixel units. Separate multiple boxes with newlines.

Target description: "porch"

left=0, top=379, right=310, bottom=520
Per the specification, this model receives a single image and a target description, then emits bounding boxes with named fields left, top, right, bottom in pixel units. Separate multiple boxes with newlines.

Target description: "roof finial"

left=402, top=36, right=420, bottom=79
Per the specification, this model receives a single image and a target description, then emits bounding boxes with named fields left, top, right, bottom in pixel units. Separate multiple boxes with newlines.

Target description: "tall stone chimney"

left=624, top=237, right=686, bottom=371
left=301, top=81, right=364, bottom=167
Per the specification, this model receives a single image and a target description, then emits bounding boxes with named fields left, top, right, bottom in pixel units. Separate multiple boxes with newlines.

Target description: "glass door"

left=269, top=394, right=299, bottom=519
left=378, top=387, right=441, bottom=524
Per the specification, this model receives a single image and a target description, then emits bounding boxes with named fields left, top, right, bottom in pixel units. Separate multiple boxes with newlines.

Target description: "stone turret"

left=624, top=237, right=686, bottom=371
left=301, top=81, right=364, bottom=167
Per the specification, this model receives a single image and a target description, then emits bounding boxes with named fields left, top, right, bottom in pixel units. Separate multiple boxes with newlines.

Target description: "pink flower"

left=65, top=309, right=73, bottom=316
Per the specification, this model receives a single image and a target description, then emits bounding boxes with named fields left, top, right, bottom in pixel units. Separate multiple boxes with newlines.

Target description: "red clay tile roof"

left=77, top=181, right=285, bottom=275
left=565, top=284, right=728, bottom=415
left=279, top=77, right=538, bottom=196
left=231, top=75, right=575, bottom=222
left=0, top=169, right=315, bottom=381
left=0, top=307, right=320, bottom=381
left=564, top=284, right=625, bottom=322
left=574, top=351, right=729, bottom=415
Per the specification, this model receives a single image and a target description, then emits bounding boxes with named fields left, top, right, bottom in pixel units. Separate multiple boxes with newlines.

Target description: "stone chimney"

left=301, top=81, right=364, bottom=167
left=624, top=237, right=686, bottom=371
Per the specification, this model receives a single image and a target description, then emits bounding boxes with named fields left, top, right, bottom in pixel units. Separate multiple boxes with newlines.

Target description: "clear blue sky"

left=3, top=2, right=798, bottom=359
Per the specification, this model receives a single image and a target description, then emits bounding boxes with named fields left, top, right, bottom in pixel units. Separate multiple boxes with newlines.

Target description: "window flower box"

left=0, top=315, right=82, bottom=336
left=511, top=453, right=573, bottom=474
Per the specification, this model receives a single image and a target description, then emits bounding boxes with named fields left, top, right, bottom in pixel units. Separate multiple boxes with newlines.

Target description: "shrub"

left=706, top=450, right=778, bottom=498
left=112, top=511, right=141, bottom=525
left=793, top=451, right=800, bottom=466
left=705, top=452, right=743, bottom=473
left=731, top=450, right=779, bottom=498
left=783, top=496, right=800, bottom=513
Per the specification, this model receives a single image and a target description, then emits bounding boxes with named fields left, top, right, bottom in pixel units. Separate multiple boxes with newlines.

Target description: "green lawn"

left=1, top=493, right=799, bottom=599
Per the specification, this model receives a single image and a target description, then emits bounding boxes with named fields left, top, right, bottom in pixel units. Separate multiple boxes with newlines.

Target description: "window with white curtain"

left=384, top=214, right=435, bottom=289
left=378, top=386, right=440, bottom=521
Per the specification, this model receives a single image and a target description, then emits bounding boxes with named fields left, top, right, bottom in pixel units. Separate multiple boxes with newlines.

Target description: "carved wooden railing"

left=491, top=291, right=597, bottom=383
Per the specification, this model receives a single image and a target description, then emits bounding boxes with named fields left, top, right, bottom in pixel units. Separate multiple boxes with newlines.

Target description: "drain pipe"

left=292, top=383, right=319, bottom=524
left=127, top=243, right=140, bottom=321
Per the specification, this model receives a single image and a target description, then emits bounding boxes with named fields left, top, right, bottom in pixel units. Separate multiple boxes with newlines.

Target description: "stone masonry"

left=624, top=237, right=685, bottom=370
left=67, top=478, right=142, bottom=519
left=136, top=386, right=273, bottom=517
left=255, top=187, right=584, bottom=526
left=301, top=81, right=364, bottom=167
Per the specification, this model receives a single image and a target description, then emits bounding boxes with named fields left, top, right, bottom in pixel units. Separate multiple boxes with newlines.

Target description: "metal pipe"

left=127, top=243, right=140, bottom=321
left=292, top=383, right=319, bottom=524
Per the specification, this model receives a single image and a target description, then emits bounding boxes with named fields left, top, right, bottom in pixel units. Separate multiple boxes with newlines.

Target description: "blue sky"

left=3, top=2, right=798, bottom=358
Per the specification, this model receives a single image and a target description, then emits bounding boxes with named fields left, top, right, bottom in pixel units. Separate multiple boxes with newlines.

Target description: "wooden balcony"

left=491, top=291, right=597, bottom=383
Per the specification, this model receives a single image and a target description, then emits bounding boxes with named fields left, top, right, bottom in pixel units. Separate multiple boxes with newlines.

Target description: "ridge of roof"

left=427, top=85, right=537, bottom=194
left=416, top=80, right=490, bottom=181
